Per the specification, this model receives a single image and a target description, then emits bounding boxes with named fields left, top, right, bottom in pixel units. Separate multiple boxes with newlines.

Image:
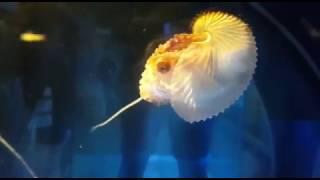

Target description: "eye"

left=157, top=61, right=171, bottom=74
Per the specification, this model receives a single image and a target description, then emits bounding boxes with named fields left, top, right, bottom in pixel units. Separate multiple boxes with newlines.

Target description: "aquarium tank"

left=0, top=2, right=319, bottom=178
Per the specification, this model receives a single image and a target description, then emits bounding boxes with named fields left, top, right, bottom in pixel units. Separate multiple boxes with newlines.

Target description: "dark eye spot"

left=157, top=61, right=171, bottom=74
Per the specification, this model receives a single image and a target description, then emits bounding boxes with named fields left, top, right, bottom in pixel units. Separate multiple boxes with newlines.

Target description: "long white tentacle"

left=90, top=97, right=143, bottom=132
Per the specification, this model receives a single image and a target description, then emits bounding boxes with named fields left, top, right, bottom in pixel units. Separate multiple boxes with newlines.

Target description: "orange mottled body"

left=165, top=34, right=194, bottom=52
left=162, top=33, right=208, bottom=52
left=148, top=33, right=209, bottom=75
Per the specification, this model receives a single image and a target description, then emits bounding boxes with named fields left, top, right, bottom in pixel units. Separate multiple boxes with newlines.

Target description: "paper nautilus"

left=91, top=11, right=257, bottom=132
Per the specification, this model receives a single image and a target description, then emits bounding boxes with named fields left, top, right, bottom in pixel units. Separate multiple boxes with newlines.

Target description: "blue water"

left=6, top=83, right=320, bottom=178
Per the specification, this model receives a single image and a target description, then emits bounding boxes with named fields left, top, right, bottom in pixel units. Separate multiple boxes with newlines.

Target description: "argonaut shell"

left=139, top=11, right=257, bottom=123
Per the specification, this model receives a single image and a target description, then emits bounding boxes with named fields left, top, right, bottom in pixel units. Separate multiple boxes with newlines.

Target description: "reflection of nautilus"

left=91, top=11, right=257, bottom=131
